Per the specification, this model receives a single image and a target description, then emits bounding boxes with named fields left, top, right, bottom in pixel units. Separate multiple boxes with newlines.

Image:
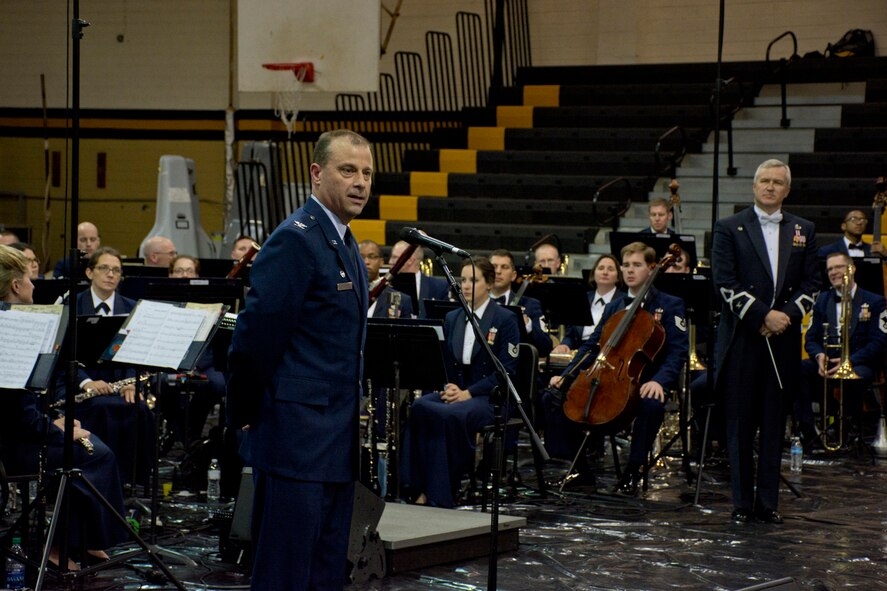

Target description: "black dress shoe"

left=614, top=470, right=641, bottom=496
left=755, top=508, right=784, bottom=524
left=731, top=508, right=753, bottom=523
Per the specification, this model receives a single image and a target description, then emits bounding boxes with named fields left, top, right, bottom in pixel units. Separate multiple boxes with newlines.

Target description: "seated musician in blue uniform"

left=799, top=251, right=887, bottom=447
left=402, top=256, right=520, bottom=507
left=489, top=248, right=553, bottom=358
left=638, top=198, right=677, bottom=236
left=52, top=220, right=101, bottom=278
left=360, top=239, right=414, bottom=318
left=388, top=240, right=449, bottom=317
left=553, top=253, right=624, bottom=353
left=548, top=241, right=688, bottom=493
left=0, top=245, right=127, bottom=567
left=7, top=242, right=43, bottom=279
left=817, top=209, right=885, bottom=259
left=65, top=246, right=154, bottom=485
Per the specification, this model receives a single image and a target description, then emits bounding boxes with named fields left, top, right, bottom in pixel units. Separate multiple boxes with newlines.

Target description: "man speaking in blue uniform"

left=227, top=130, right=372, bottom=590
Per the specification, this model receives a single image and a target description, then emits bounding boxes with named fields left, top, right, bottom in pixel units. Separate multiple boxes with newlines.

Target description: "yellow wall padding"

left=409, top=172, right=449, bottom=196
left=467, top=127, right=505, bottom=151
left=379, top=195, right=418, bottom=221
left=350, top=219, right=387, bottom=245
left=496, top=106, right=534, bottom=128
left=439, top=149, right=477, bottom=173
left=523, top=85, right=560, bottom=107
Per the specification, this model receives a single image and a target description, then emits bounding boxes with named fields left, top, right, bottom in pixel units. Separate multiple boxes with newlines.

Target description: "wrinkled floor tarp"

left=8, top=438, right=887, bottom=591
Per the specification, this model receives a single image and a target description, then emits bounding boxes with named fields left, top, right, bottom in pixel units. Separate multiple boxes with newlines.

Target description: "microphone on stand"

left=399, top=227, right=471, bottom=258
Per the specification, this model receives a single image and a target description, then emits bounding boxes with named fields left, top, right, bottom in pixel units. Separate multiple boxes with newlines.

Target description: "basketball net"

left=263, top=63, right=314, bottom=137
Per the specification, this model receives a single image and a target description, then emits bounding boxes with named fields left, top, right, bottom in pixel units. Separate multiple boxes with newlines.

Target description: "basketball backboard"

left=237, top=0, right=381, bottom=93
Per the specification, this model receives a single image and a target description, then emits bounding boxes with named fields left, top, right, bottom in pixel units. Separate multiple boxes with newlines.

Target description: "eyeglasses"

left=844, top=216, right=868, bottom=223
left=24, top=256, right=39, bottom=265
left=93, top=264, right=122, bottom=275
left=171, top=268, right=196, bottom=276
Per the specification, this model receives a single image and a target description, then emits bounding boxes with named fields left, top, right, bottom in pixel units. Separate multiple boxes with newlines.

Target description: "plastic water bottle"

left=206, top=458, right=221, bottom=502
left=5, top=536, right=26, bottom=590
left=790, top=437, right=803, bottom=473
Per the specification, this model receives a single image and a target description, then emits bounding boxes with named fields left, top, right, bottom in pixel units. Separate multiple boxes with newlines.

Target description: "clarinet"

left=368, top=244, right=419, bottom=305
left=51, top=375, right=151, bottom=408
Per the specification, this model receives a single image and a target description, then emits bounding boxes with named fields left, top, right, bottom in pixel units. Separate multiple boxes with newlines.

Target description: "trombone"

left=821, top=271, right=860, bottom=451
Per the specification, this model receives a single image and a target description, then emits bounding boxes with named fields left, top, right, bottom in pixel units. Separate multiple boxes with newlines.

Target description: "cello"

left=560, top=244, right=679, bottom=430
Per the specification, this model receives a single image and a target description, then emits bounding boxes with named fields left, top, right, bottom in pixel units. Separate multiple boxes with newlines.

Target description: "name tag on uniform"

left=337, top=281, right=353, bottom=291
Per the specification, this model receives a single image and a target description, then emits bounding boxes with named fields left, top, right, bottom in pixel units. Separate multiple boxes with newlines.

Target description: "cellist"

left=548, top=241, right=688, bottom=493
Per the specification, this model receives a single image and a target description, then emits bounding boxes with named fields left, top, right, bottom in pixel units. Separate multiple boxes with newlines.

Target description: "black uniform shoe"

left=614, top=468, right=641, bottom=496
left=731, top=508, right=753, bottom=523
left=754, top=508, right=784, bottom=524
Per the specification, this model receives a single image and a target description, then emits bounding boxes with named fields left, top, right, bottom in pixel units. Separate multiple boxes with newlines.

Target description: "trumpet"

left=821, top=271, right=860, bottom=451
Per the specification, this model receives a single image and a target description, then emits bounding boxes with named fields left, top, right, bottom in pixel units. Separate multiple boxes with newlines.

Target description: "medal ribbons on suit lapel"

left=792, top=225, right=806, bottom=247
left=653, top=307, right=664, bottom=323
left=487, top=326, right=497, bottom=345
left=860, top=302, right=871, bottom=322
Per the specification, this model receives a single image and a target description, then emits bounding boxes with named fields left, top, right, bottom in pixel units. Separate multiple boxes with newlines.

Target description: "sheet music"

left=0, top=309, right=59, bottom=388
left=112, top=300, right=212, bottom=369
left=185, top=302, right=224, bottom=341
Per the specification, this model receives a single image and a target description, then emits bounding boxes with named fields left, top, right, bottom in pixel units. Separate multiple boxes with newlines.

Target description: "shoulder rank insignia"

left=860, top=302, right=871, bottom=322
left=487, top=327, right=498, bottom=345
left=293, top=220, right=308, bottom=230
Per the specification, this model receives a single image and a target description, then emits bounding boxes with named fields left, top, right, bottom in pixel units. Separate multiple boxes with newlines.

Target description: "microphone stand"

left=433, top=252, right=549, bottom=591
left=29, top=4, right=187, bottom=588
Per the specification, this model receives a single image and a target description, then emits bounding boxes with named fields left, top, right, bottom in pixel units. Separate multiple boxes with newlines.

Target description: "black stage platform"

left=5, top=432, right=887, bottom=590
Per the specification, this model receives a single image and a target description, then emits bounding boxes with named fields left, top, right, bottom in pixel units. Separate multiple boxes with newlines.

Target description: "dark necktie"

left=623, top=296, right=634, bottom=305
left=343, top=228, right=358, bottom=269
left=494, top=295, right=508, bottom=305
left=96, top=302, right=111, bottom=315
left=595, top=297, right=605, bottom=306
left=848, top=243, right=863, bottom=250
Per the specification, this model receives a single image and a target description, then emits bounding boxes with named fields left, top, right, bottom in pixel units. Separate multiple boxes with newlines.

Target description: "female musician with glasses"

left=0, top=245, right=127, bottom=568
left=64, top=247, right=154, bottom=486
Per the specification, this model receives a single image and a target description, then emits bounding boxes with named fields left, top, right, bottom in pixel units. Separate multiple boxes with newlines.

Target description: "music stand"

left=31, top=278, right=89, bottom=305
left=610, top=231, right=699, bottom=269
left=197, top=258, right=238, bottom=278
left=364, top=318, right=448, bottom=500
left=119, top=263, right=168, bottom=278
left=523, top=277, right=593, bottom=328
left=120, top=277, right=246, bottom=313
left=390, top=272, right=420, bottom=315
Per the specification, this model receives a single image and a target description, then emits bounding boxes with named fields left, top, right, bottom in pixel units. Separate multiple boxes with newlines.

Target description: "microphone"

left=399, top=227, right=471, bottom=258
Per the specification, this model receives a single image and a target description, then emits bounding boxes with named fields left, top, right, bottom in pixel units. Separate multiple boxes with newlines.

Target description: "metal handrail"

left=592, top=176, right=633, bottom=229
left=766, top=31, right=799, bottom=128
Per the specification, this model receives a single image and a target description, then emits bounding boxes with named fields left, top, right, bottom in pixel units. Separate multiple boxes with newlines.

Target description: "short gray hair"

left=753, top=159, right=791, bottom=187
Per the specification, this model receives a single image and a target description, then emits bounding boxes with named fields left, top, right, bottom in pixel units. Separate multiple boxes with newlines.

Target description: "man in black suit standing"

left=712, top=159, right=819, bottom=525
